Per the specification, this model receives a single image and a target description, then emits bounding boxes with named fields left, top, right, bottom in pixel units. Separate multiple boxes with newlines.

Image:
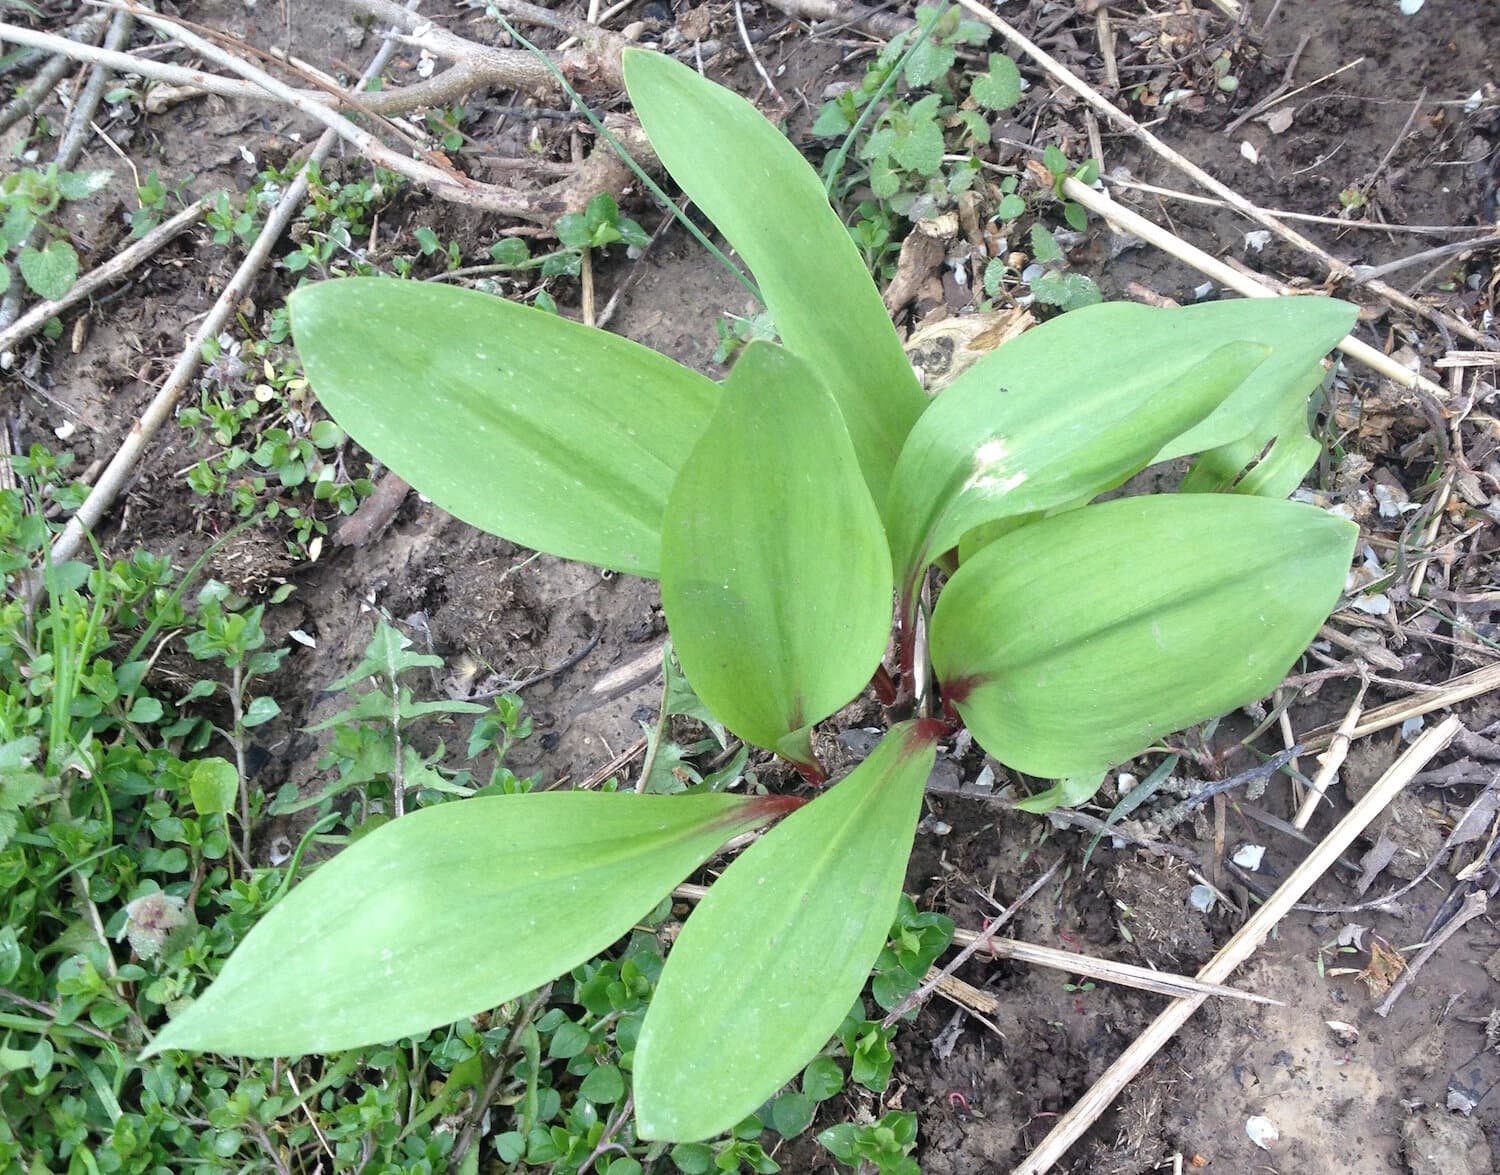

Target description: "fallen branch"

left=0, top=198, right=205, bottom=357
left=1059, top=175, right=1454, bottom=404
left=1292, top=678, right=1367, bottom=830
left=1012, top=716, right=1460, bottom=1174
left=1102, top=174, right=1488, bottom=237
left=46, top=3, right=417, bottom=571
left=954, top=0, right=1493, bottom=347
left=0, top=4, right=604, bottom=116
left=945, top=930, right=1280, bottom=1006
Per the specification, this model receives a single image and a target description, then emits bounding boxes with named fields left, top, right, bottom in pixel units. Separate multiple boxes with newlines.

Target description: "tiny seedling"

left=147, top=50, right=1359, bottom=1144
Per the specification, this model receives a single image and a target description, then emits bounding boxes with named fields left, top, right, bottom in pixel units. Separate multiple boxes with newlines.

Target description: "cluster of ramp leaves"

left=149, top=48, right=1358, bottom=1141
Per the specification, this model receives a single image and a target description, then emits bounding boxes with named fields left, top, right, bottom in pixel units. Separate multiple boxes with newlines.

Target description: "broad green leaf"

left=1151, top=297, right=1355, bottom=461
left=289, top=278, right=719, bottom=576
left=55, top=168, right=113, bottom=200
left=1013, top=774, right=1104, bottom=814
left=1181, top=362, right=1325, bottom=495
left=187, top=758, right=239, bottom=817
left=18, top=239, right=78, bottom=299
left=660, top=343, right=892, bottom=763
left=635, top=721, right=941, bottom=1141
left=972, top=53, right=1022, bottom=111
left=1233, top=427, right=1321, bottom=498
left=886, top=303, right=1273, bottom=599
left=623, top=49, right=926, bottom=508
left=931, top=495, right=1356, bottom=780
left=142, top=792, right=791, bottom=1057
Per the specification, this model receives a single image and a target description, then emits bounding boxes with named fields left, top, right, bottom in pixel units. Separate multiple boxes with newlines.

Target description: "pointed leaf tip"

left=931, top=494, right=1356, bottom=780
left=146, top=792, right=776, bottom=1058
left=623, top=48, right=926, bottom=507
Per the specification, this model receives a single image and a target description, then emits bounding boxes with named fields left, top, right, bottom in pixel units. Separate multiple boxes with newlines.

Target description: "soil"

left=4, top=1, right=1498, bottom=1172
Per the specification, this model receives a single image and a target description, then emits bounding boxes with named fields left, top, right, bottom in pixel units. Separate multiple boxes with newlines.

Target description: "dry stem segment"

left=1012, top=716, right=1460, bottom=1174
left=1372, top=888, right=1487, bottom=1017
left=1300, top=662, right=1500, bottom=752
left=955, top=0, right=1492, bottom=346
left=0, top=11, right=110, bottom=137
left=945, top=930, right=1278, bottom=1005
left=1060, top=176, right=1453, bottom=402
left=1292, top=679, right=1367, bottom=830
left=763, top=0, right=917, bottom=39
left=0, top=199, right=206, bottom=357
left=671, top=883, right=1273, bottom=1005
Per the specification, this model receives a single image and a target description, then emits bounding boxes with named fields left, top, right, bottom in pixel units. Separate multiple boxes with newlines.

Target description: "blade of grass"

left=491, top=14, right=762, bottom=307
left=821, top=4, right=949, bottom=197
left=1079, top=755, right=1177, bottom=871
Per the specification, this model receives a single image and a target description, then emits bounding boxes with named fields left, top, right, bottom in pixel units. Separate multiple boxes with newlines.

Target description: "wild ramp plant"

left=145, top=51, right=1359, bottom=1141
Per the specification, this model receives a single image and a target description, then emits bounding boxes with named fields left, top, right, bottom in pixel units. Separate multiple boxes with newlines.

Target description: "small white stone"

left=1246, top=1115, right=1280, bottom=1149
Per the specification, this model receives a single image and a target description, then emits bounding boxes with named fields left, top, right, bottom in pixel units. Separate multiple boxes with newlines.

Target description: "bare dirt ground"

left=3, top=1, right=1499, bottom=1172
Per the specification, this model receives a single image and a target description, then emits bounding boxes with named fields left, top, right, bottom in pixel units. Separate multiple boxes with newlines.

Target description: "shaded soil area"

left=4, top=0, right=1498, bottom=1172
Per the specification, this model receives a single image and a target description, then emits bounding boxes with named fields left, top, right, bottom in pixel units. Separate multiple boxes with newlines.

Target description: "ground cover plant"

left=5, top=455, right=910, bottom=1170
left=144, top=48, right=1360, bottom=1143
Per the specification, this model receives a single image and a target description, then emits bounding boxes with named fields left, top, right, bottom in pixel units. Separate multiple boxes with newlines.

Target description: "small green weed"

left=178, top=327, right=373, bottom=558
left=10, top=456, right=946, bottom=1170
left=814, top=5, right=1015, bottom=221
left=0, top=163, right=112, bottom=300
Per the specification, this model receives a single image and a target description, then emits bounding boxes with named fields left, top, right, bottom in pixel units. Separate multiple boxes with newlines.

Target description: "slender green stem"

left=491, top=14, right=763, bottom=307
left=122, top=512, right=264, bottom=666
left=822, top=4, right=950, bottom=199
left=228, top=663, right=252, bottom=869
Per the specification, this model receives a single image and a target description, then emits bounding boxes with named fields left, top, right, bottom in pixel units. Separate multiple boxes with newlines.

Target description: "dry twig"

left=0, top=12, right=110, bottom=136
left=1300, top=663, right=1500, bottom=752
left=1057, top=176, right=1454, bottom=403
left=1292, top=678, right=1368, bottom=830
left=881, top=860, right=1060, bottom=1027
left=1012, top=717, right=1460, bottom=1174
left=0, top=199, right=205, bottom=357
left=1373, top=888, right=1488, bottom=1017
left=672, top=883, right=1274, bottom=1006
left=954, top=0, right=1493, bottom=347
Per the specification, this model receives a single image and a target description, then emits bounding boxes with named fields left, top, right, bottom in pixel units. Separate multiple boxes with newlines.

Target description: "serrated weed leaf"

left=289, top=279, right=718, bottom=576
left=660, top=342, right=892, bottom=761
left=634, top=721, right=942, bottom=1141
left=931, top=495, right=1357, bottom=780
left=143, top=792, right=793, bottom=1057
left=622, top=49, right=926, bottom=510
